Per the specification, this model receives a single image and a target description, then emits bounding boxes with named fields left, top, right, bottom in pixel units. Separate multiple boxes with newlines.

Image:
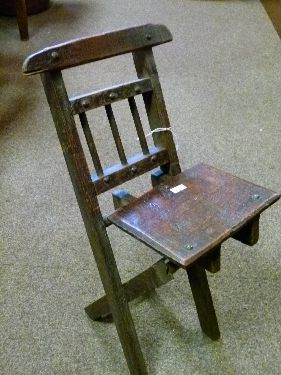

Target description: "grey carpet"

left=0, top=1, right=280, bottom=374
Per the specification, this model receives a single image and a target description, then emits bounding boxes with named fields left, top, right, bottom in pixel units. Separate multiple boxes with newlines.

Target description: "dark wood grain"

left=23, top=24, right=281, bottom=374
left=78, top=112, right=103, bottom=176
left=22, top=24, right=172, bottom=74
left=112, top=189, right=137, bottom=209
left=91, top=147, right=170, bottom=195
left=41, top=70, right=147, bottom=375
left=70, top=78, right=152, bottom=114
left=109, top=163, right=280, bottom=267
left=105, top=104, right=128, bottom=165
left=201, top=246, right=221, bottom=274
left=128, top=96, right=150, bottom=155
left=187, top=264, right=220, bottom=340
left=85, top=259, right=179, bottom=321
left=232, top=215, right=260, bottom=246
left=133, top=48, right=181, bottom=176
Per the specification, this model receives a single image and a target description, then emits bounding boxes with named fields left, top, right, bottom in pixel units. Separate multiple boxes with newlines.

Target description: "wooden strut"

left=87, top=189, right=221, bottom=340
left=41, top=71, right=148, bottom=375
left=87, top=188, right=260, bottom=341
left=85, top=258, right=179, bottom=321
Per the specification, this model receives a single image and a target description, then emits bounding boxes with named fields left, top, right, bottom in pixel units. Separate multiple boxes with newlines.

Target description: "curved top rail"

left=22, top=24, right=172, bottom=75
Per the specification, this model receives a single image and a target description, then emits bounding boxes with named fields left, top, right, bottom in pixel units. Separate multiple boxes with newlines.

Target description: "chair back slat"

left=23, top=24, right=172, bottom=74
left=105, top=104, right=128, bottom=165
left=79, top=112, right=103, bottom=176
left=133, top=48, right=181, bottom=175
left=128, top=97, right=149, bottom=155
left=70, top=78, right=152, bottom=115
left=92, top=147, right=169, bottom=194
left=23, top=24, right=181, bottom=195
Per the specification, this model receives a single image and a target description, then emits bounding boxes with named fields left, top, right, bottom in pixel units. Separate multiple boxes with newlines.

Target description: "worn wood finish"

left=23, top=24, right=281, bottom=374
left=41, top=70, right=147, bottom=375
left=105, top=104, right=128, bottom=165
left=85, top=259, right=179, bottom=321
left=23, top=24, right=172, bottom=74
left=201, top=246, right=221, bottom=274
left=187, top=264, right=220, bottom=340
left=16, top=0, right=28, bottom=40
left=112, top=189, right=137, bottom=209
left=133, top=48, right=181, bottom=176
left=151, top=168, right=168, bottom=187
left=79, top=112, right=103, bottom=176
left=128, top=96, right=150, bottom=154
left=232, top=215, right=260, bottom=246
left=109, top=163, right=280, bottom=267
left=70, top=78, right=152, bottom=115
left=91, top=147, right=170, bottom=195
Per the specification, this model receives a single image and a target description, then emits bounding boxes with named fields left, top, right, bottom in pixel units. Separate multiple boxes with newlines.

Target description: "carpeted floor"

left=0, top=1, right=280, bottom=374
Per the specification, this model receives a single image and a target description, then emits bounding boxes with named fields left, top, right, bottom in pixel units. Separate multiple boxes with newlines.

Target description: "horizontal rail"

left=85, top=258, right=179, bottom=321
left=70, top=78, right=152, bottom=114
left=91, top=147, right=170, bottom=194
left=22, top=24, right=172, bottom=75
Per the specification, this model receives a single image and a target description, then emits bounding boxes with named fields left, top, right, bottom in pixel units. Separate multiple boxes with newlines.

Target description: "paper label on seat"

left=170, top=184, right=187, bottom=194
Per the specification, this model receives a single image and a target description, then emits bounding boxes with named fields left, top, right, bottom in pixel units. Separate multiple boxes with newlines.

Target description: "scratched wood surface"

left=109, top=163, right=280, bottom=267
left=22, top=24, right=172, bottom=74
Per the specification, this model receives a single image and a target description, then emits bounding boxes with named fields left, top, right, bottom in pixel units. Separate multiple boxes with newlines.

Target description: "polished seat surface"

left=109, top=163, right=280, bottom=267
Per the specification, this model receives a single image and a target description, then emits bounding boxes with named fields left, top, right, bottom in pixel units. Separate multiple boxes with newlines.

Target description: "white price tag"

left=170, top=184, right=187, bottom=194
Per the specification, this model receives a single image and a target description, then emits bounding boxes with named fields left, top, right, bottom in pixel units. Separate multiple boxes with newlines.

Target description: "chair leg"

left=186, top=264, right=220, bottom=340
left=107, top=286, right=148, bottom=374
left=15, top=0, right=29, bottom=40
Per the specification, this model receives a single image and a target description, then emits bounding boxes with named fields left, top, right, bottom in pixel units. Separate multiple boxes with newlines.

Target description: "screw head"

left=252, top=194, right=260, bottom=200
left=146, top=33, right=152, bottom=40
left=50, top=51, right=59, bottom=62
left=109, top=92, right=118, bottom=100
left=131, top=166, right=137, bottom=174
left=104, top=176, right=110, bottom=183
left=185, top=244, right=193, bottom=251
left=81, top=99, right=90, bottom=108
left=151, top=155, right=157, bottom=163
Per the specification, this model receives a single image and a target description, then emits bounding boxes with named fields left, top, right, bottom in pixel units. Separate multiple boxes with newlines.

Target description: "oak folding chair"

left=23, top=24, right=280, bottom=375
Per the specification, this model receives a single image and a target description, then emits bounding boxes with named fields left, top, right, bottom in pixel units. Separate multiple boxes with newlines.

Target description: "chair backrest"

left=23, top=24, right=181, bottom=199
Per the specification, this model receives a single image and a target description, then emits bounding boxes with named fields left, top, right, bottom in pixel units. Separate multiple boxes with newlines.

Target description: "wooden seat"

left=109, top=163, right=279, bottom=267
left=22, top=24, right=280, bottom=375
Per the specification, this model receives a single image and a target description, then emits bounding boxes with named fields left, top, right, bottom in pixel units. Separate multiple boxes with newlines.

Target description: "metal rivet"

left=252, top=194, right=260, bottom=200
left=109, top=92, right=118, bottom=100
left=81, top=99, right=90, bottom=108
left=151, top=155, right=157, bottom=163
left=131, top=166, right=137, bottom=174
left=146, top=33, right=151, bottom=40
left=135, top=86, right=141, bottom=94
left=104, top=176, right=110, bottom=183
left=185, top=244, right=193, bottom=250
left=50, top=51, right=59, bottom=62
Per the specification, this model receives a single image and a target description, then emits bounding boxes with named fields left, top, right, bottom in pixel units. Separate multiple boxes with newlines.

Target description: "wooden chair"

left=22, top=24, right=280, bottom=374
